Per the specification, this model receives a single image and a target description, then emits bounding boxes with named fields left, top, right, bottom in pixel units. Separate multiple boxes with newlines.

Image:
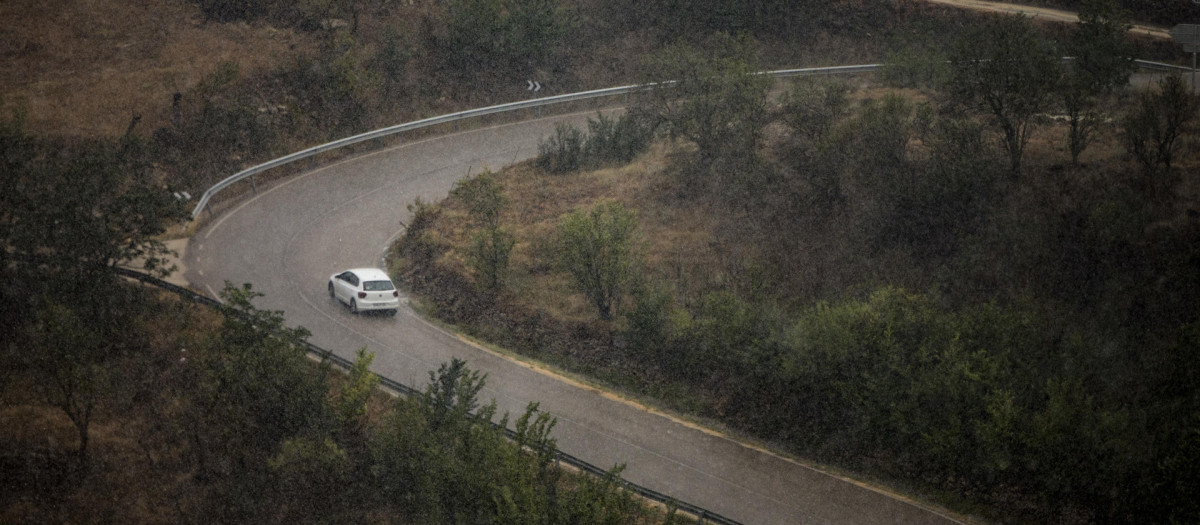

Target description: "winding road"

left=183, top=112, right=963, bottom=524
left=178, top=2, right=1181, bottom=521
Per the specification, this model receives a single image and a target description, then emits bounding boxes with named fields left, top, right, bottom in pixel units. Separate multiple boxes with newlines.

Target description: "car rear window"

left=363, top=280, right=395, bottom=291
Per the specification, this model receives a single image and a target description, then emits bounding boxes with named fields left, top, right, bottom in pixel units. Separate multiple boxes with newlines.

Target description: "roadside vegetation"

left=0, top=282, right=665, bottom=523
left=4, top=0, right=1199, bottom=523
left=392, top=3, right=1200, bottom=523
left=0, top=111, right=668, bottom=523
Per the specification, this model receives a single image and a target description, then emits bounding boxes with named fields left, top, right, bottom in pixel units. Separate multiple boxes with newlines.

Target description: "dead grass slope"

left=0, top=0, right=313, bottom=138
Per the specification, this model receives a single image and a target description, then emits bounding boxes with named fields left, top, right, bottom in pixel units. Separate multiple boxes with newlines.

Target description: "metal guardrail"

left=1133, top=59, right=1196, bottom=72
left=114, top=267, right=744, bottom=525
left=189, top=58, right=1193, bottom=219
left=188, top=64, right=894, bottom=219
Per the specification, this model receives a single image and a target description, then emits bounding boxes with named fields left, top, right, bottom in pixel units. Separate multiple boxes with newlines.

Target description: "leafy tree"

left=469, top=228, right=516, bottom=295
left=557, top=202, right=641, bottom=321
left=1060, top=0, right=1136, bottom=163
left=21, top=302, right=106, bottom=472
left=335, top=346, right=379, bottom=439
left=1121, top=74, right=1200, bottom=198
left=453, top=170, right=515, bottom=294
left=442, top=0, right=567, bottom=75
left=370, top=358, right=650, bottom=523
left=946, top=14, right=1060, bottom=176
left=374, top=25, right=412, bottom=97
left=779, top=79, right=852, bottom=210
left=268, top=437, right=352, bottom=522
left=454, top=169, right=505, bottom=227
left=881, top=18, right=956, bottom=90
left=555, top=465, right=645, bottom=524
left=877, top=112, right=998, bottom=257
left=848, top=93, right=915, bottom=178
left=420, top=357, right=487, bottom=432
left=506, top=0, right=568, bottom=68
left=0, top=118, right=184, bottom=474
left=7, top=140, right=184, bottom=292
left=444, top=0, right=505, bottom=72
left=781, top=79, right=851, bottom=152
left=638, top=33, right=771, bottom=179
left=188, top=282, right=331, bottom=514
left=376, top=358, right=503, bottom=522
left=625, top=279, right=674, bottom=356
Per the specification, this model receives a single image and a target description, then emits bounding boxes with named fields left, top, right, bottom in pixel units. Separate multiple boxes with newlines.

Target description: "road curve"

left=184, top=112, right=964, bottom=525
left=923, top=0, right=1170, bottom=39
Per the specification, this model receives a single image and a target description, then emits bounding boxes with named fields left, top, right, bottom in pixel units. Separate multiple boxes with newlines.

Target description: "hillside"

left=390, top=13, right=1200, bottom=521
left=3, top=0, right=1199, bottom=523
left=0, top=0, right=314, bottom=137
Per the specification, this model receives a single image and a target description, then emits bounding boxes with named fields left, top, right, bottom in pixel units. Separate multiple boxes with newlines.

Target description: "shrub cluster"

left=536, top=112, right=653, bottom=174
left=0, top=279, right=658, bottom=523
left=403, top=64, right=1200, bottom=525
left=632, top=287, right=1196, bottom=522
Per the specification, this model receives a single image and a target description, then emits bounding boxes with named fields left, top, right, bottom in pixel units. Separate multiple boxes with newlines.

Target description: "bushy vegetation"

left=395, top=10, right=1200, bottom=522
left=452, top=170, right=516, bottom=295
left=537, top=112, right=654, bottom=174
left=439, top=0, right=570, bottom=76
left=8, top=0, right=1198, bottom=522
left=635, top=33, right=772, bottom=191
left=0, top=129, right=664, bottom=524
left=1, top=284, right=661, bottom=523
left=556, top=201, right=642, bottom=320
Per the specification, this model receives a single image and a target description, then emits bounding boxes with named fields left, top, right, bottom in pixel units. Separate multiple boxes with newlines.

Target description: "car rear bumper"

left=358, top=299, right=401, bottom=311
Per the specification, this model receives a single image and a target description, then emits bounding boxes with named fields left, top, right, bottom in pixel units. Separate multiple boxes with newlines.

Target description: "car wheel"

left=350, top=299, right=359, bottom=314
left=328, top=282, right=335, bottom=299
left=389, top=309, right=397, bottom=317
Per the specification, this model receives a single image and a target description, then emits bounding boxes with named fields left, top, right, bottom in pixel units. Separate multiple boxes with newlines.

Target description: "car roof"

left=349, top=268, right=392, bottom=281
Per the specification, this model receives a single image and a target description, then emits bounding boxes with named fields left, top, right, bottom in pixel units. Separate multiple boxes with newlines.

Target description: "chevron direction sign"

left=1172, top=24, right=1200, bottom=53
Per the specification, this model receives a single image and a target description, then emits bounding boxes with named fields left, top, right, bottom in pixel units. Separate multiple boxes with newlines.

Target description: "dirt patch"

left=0, top=0, right=313, bottom=138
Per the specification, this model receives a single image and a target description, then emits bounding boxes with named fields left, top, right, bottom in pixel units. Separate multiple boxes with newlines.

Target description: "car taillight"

left=358, top=291, right=367, bottom=299
left=393, top=291, right=399, bottom=297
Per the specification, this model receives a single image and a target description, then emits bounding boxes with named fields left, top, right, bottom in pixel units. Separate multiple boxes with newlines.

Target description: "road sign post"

left=1171, top=24, right=1200, bottom=90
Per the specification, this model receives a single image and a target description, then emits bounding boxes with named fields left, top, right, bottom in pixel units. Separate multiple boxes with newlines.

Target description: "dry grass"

left=432, top=142, right=732, bottom=322
left=426, top=81, right=1200, bottom=326
left=0, top=0, right=315, bottom=138
left=0, top=292, right=220, bottom=523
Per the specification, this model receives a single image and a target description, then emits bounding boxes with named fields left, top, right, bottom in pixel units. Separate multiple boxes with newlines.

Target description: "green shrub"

left=537, top=113, right=652, bottom=174
left=556, top=201, right=641, bottom=320
left=624, top=280, right=673, bottom=355
left=584, top=112, right=654, bottom=167
left=536, top=123, right=583, bottom=173
left=442, top=0, right=568, bottom=76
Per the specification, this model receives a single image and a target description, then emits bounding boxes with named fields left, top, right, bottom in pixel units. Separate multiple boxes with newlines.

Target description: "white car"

left=328, top=268, right=400, bottom=315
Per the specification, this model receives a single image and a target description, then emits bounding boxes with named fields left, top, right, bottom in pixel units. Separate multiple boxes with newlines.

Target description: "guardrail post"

left=250, top=174, right=258, bottom=195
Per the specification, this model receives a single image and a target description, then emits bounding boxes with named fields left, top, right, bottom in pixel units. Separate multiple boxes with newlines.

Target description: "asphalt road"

left=183, top=112, right=964, bottom=525
left=923, top=0, right=1171, bottom=39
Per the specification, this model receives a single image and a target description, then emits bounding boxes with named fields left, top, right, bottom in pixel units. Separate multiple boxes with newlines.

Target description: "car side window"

left=349, top=274, right=359, bottom=286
